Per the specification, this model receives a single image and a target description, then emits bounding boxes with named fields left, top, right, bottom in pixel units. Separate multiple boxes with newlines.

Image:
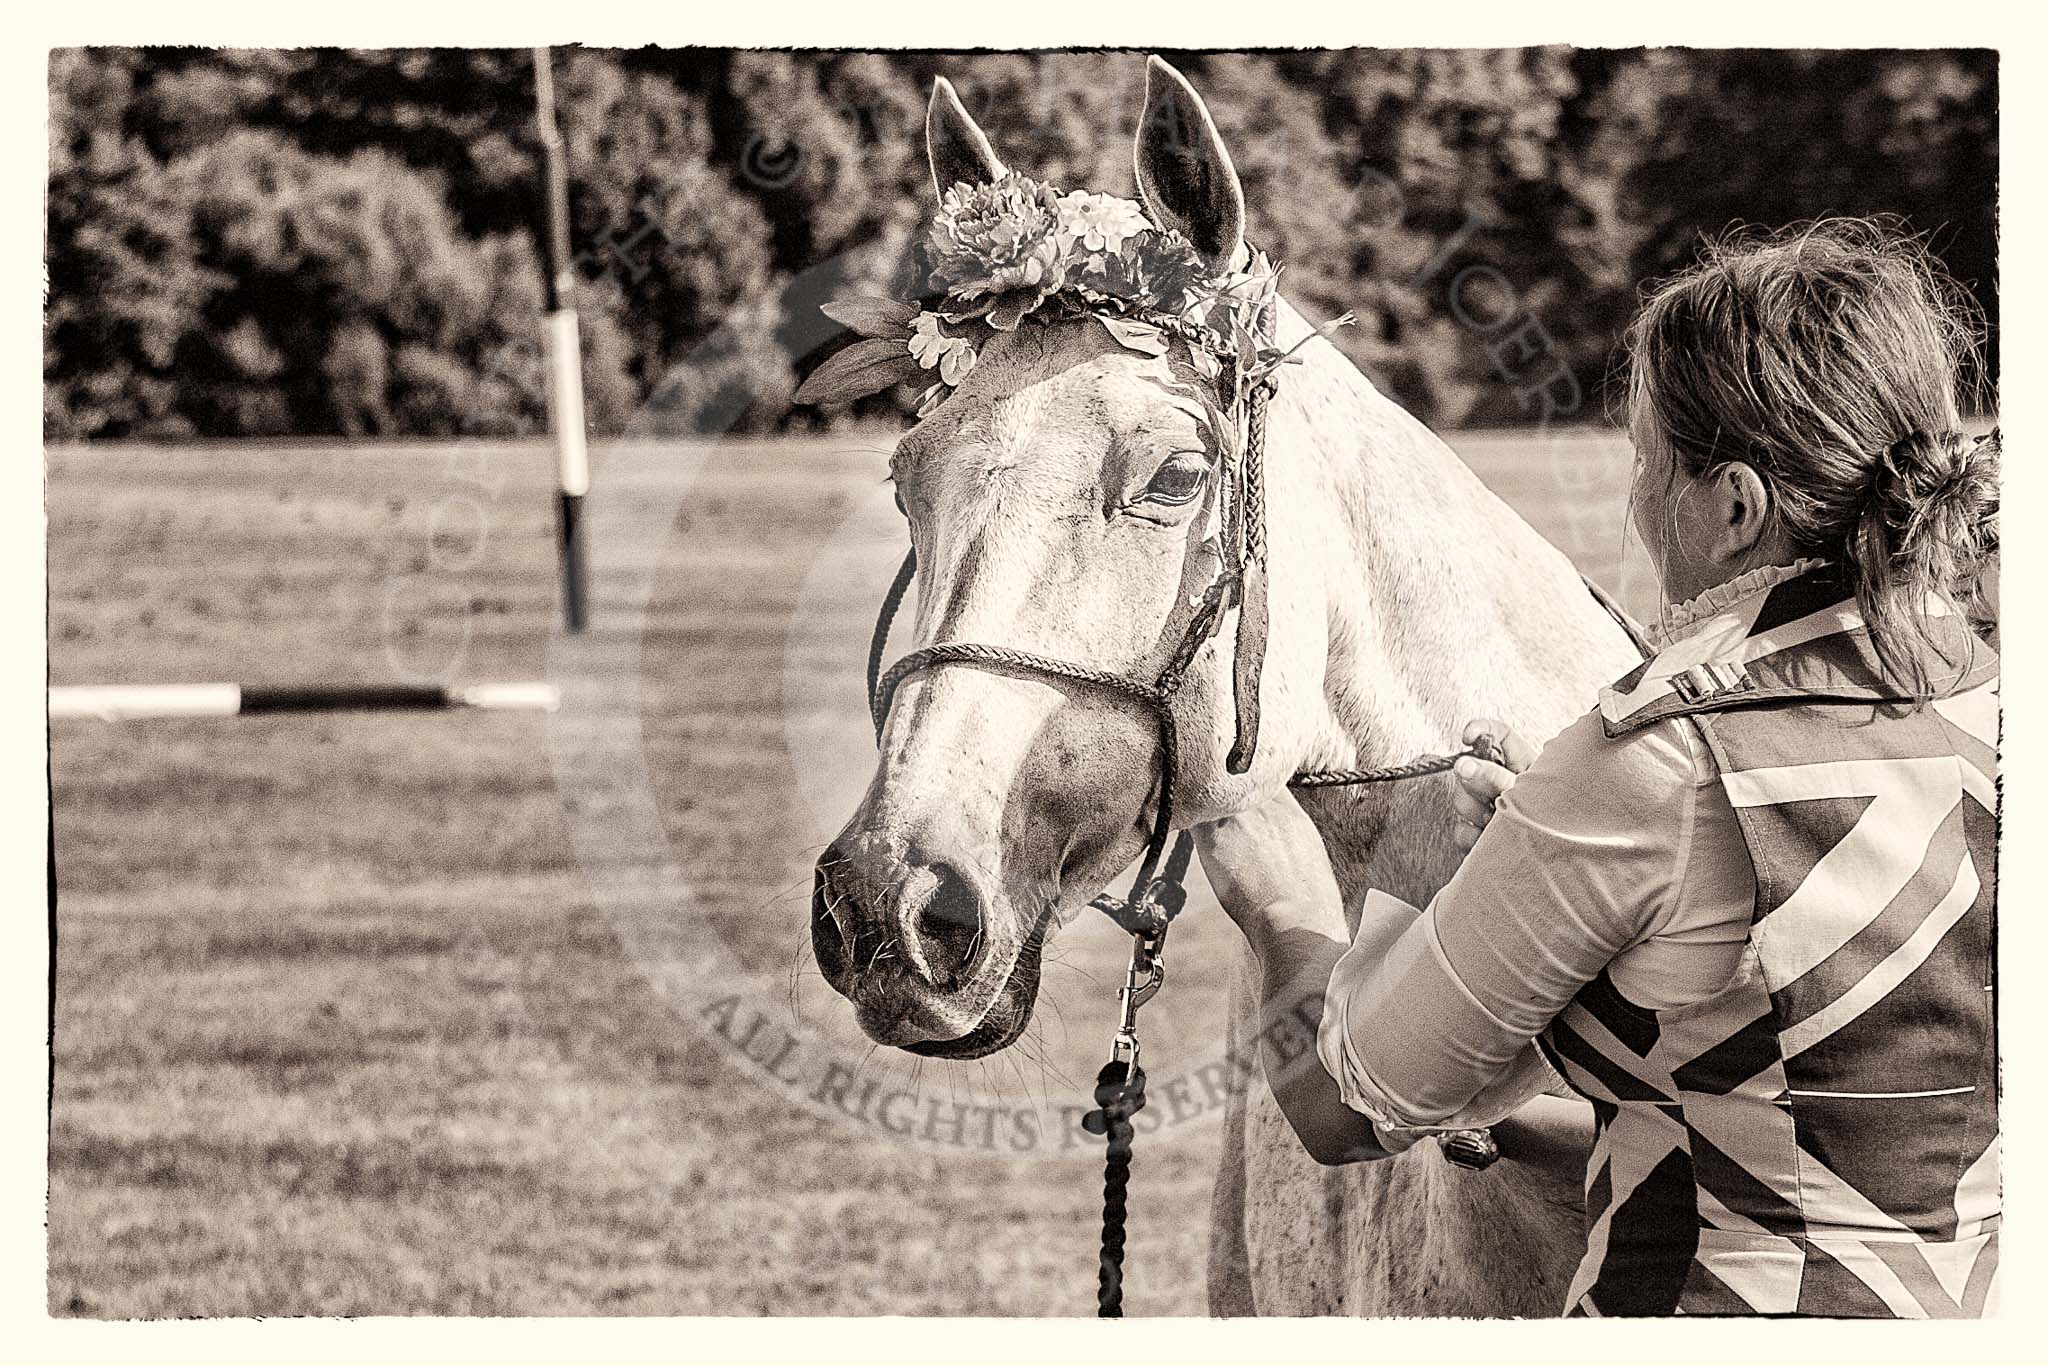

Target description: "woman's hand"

left=1450, top=717, right=1536, bottom=855
left=1192, top=790, right=1346, bottom=944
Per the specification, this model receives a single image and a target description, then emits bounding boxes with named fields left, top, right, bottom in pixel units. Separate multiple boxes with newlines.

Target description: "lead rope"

left=1080, top=833, right=1189, bottom=1316
left=1089, top=1057, right=1142, bottom=1316
left=1292, top=736, right=1506, bottom=789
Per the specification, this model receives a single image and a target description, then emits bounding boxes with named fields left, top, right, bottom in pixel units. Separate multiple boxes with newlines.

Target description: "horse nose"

left=902, top=861, right=984, bottom=989
left=811, top=839, right=988, bottom=993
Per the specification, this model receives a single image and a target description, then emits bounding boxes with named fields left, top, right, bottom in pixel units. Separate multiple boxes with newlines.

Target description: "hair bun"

left=1870, top=427, right=1999, bottom=572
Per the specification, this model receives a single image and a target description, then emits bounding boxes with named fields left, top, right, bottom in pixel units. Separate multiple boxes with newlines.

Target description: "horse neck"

left=1265, top=300, right=1637, bottom=903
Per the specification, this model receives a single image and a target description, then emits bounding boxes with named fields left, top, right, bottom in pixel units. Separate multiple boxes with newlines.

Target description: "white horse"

left=811, top=57, right=1641, bottom=1315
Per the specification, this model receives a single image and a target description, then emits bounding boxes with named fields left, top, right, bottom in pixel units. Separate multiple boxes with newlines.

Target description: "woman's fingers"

left=1448, top=717, right=1537, bottom=849
left=1449, top=761, right=1508, bottom=853
left=1450, top=760, right=1510, bottom=824
left=1460, top=716, right=1538, bottom=774
left=1449, top=768, right=1505, bottom=850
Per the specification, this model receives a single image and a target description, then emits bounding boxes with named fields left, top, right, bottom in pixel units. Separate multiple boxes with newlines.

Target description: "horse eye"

left=1141, top=455, right=1208, bottom=506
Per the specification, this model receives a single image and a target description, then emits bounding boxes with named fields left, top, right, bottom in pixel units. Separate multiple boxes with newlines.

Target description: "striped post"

left=533, top=46, right=591, bottom=633
left=48, top=682, right=561, bottom=723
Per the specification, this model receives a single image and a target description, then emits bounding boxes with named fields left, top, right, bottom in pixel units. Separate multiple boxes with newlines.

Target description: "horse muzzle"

left=811, top=830, right=1033, bottom=1051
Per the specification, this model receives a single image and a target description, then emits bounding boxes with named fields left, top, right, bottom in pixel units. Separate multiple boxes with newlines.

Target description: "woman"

left=1197, top=220, right=2000, bottom=1318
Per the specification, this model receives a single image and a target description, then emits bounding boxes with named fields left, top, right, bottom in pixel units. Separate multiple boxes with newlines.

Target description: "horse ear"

left=926, top=77, right=1007, bottom=201
left=1133, top=56, right=1245, bottom=271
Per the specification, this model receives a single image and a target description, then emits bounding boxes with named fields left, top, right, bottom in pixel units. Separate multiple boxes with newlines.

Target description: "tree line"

left=45, top=47, right=1996, bottom=441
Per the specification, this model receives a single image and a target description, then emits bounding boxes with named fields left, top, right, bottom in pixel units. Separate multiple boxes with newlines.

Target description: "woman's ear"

left=1706, top=461, right=1775, bottom=566
left=1133, top=56, right=1246, bottom=271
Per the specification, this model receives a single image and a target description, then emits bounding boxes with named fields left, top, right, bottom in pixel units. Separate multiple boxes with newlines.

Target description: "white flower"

left=1057, top=190, right=1150, bottom=255
left=908, top=313, right=947, bottom=363
left=908, top=312, right=977, bottom=387
left=939, top=340, right=975, bottom=386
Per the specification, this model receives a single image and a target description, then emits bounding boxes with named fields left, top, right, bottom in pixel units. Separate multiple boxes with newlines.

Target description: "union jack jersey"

left=1542, top=561, right=2000, bottom=1317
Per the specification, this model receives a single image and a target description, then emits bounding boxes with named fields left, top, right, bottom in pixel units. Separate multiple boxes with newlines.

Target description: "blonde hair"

left=1625, top=219, right=1998, bottom=700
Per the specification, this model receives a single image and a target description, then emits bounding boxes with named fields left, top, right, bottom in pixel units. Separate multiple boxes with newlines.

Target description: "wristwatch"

left=1436, top=1128, right=1500, bottom=1171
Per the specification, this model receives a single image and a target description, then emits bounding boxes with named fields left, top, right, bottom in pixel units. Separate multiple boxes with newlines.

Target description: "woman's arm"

left=1195, top=794, right=1389, bottom=1163
left=1198, top=711, right=1699, bottom=1165
left=1226, top=902, right=1394, bottom=1165
left=1196, top=793, right=1592, bottom=1171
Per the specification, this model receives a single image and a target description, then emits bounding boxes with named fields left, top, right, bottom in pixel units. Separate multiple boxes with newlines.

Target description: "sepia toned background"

left=46, top=47, right=1997, bottom=1316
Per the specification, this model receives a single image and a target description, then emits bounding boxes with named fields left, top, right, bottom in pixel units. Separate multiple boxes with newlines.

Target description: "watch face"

left=1440, top=1130, right=1499, bottom=1170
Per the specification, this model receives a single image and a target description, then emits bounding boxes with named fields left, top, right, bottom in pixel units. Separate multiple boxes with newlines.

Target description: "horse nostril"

left=814, top=844, right=985, bottom=995
left=913, top=862, right=984, bottom=988
left=811, top=845, right=858, bottom=983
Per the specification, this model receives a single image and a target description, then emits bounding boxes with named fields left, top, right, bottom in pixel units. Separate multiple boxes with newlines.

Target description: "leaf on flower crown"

left=794, top=336, right=923, bottom=407
left=1098, top=315, right=1169, bottom=356
left=821, top=297, right=920, bottom=340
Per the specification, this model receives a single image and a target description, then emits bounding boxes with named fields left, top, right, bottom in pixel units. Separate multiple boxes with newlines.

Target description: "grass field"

left=47, top=429, right=1639, bottom=1317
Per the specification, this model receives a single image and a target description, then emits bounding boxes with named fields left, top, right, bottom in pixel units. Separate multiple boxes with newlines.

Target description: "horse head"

left=808, top=59, right=1332, bottom=1058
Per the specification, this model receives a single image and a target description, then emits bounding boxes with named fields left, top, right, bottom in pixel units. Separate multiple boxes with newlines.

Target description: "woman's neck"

left=1650, top=555, right=1831, bottom=647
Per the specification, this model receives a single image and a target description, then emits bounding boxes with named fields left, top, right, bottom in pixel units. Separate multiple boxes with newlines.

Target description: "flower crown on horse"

left=795, top=172, right=1351, bottom=419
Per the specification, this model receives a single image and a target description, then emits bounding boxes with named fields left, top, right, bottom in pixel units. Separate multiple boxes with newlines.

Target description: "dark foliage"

left=45, top=47, right=1997, bottom=440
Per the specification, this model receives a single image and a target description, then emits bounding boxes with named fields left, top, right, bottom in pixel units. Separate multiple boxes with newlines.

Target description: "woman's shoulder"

left=1500, top=708, right=1745, bottom=959
left=1522, top=706, right=1716, bottom=815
